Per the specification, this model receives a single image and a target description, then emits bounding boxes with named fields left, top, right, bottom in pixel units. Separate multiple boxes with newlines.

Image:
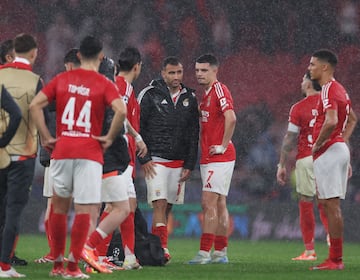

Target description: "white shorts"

left=295, top=156, right=316, bottom=197
left=101, top=173, right=129, bottom=203
left=50, top=159, right=102, bottom=204
left=43, top=165, right=53, bottom=198
left=314, top=142, right=350, bottom=199
left=200, top=161, right=235, bottom=196
left=145, top=163, right=185, bottom=205
left=123, top=165, right=136, bottom=198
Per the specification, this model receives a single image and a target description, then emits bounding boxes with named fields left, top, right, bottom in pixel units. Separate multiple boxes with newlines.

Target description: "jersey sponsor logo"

left=201, top=110, right=209, bottom=122
left=61, top=130, right=90, bottom=137
left=68, top=84, right=90, bottom=96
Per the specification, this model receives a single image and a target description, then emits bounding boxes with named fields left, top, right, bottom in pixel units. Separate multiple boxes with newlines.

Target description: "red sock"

left=45, top=220, right=55, bottom=259
left=95, top=233, right=113, bottom=257
left=45, top=203, right=54, bottom=253
left=317, top=203, right=329, bottom=233
left=299, top=201, right=315, bottom=250
left=329, top=237, right=343, bottom=263
left=120, top=212, right=135, bottom=255
left=99, top=211, right=109, bottom=223
left=50, top=213, right=67, bottom=261
left=152, top=225, right=168, bottom=248
left=86, top=229, right=104, bottom=250
left=200, top=233, right=215, bottom=252
left=45, top=219, right=51, bottom=248
left=214, top=235, right=228, bottom=251
left=0, top=262, right=11, bottom=271
left=69, top=213, right=90, bottom=266
left=95, top=211, right=112, bottom=256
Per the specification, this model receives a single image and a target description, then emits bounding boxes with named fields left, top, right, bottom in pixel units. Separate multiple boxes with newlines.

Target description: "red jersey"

left=288, top=94, right=319, bottom=159
left=199, top=81, right=236, bottom=164
left=313, top=79, right=351, bottom=160
left=115, top=76, right=140, bottom=168
left=42, top=68, right=120, bottom=164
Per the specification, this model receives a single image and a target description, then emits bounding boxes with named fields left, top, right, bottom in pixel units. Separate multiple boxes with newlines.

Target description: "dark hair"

left=64, top=48, right=80, bottom=65
left=118, top=47, right=141, bottom=72
left=305, top=71, right=322, bottom=91
left=196, top=53, right=219, bottom=66
left=0, top=39, right=14, bottom=65
left=99, top=56, right=115, bottom=82
left=14, top=33, right=37, bottom=53
left=79, top=36, right=102, bottom=59
left=312, top=49, right=338, bottom=68
left=162, top=56, right=181, bottom=69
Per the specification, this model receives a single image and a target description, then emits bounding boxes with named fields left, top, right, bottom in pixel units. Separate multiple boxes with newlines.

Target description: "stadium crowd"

left=0, top=0, right=359, bottom=203
left=1, top=0, right=359, bottom=277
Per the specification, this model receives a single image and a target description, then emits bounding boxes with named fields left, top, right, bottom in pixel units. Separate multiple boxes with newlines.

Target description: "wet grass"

left=15, top=235, right=360, bottom=279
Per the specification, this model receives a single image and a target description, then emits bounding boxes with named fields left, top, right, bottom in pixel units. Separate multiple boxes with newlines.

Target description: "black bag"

left=107, top=207, right=166, bottom=266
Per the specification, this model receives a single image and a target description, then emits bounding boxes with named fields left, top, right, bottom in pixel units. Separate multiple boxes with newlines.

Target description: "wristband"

left=214, top=145, right=226, bottom=154
left=135, top=134, right=143, bottom=143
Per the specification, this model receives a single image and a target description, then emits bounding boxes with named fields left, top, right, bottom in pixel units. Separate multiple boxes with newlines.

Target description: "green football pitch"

left=14, top=235, right=360, bottom=279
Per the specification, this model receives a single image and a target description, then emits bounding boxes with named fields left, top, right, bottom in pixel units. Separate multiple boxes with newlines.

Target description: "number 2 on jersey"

left=61, top=97, right=91, bottom=133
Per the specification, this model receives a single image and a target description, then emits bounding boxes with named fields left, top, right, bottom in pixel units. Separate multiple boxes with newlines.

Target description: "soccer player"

left=81, top=56, right=130, bottom=274
left=138, top=56, right=199, bottom=263
left=308, top=49, right=357, bottom=270
left=189, top=54, right=236, bottom=265
left=29, top=35, right=126, bottom=278
left=0, top=33, right=42, bottom=278
left=276, top=71, right=329, bottom=261
left=35, top=48, right=81, bottom=264
left=114, top=47, right=144, bottom=269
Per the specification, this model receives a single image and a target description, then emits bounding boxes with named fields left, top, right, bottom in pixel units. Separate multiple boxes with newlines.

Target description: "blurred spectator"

left=338, top=0, right=359, bottom=44
left=44, top=12, right=75, bottom=81
left=211, top=7, right=233, bottom=56
left=2, top=0, right=360, bottom=204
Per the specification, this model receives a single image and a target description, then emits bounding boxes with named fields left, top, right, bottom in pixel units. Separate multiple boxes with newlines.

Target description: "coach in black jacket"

left=137, top=56, right=199, bottom=262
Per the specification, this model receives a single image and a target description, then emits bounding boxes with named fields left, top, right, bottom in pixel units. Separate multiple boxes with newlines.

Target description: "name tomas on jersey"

left=68, top=84, right=90, bottom=96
